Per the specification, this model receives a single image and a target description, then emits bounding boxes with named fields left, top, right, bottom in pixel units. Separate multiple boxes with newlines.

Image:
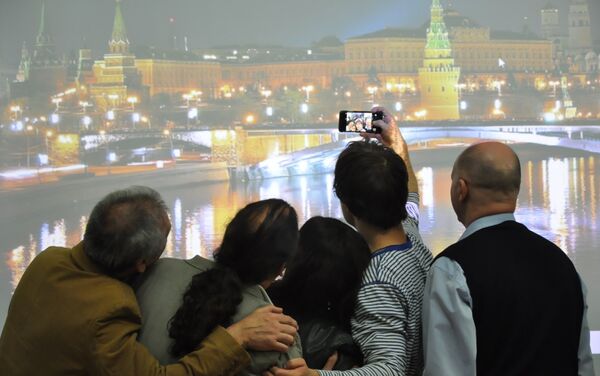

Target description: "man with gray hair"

left=422, top=142, right=595, bottom=375
left=0, top=186, right=298, bottom=376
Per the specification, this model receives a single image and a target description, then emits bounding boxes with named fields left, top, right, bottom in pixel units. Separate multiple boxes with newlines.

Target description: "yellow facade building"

left=134, top=59, right=221, bottom=97
left=344, top=9, right=553, bottom=91
left=87, top=1, right=554, bottom=118
left=221, top=59, right=345, bottom=91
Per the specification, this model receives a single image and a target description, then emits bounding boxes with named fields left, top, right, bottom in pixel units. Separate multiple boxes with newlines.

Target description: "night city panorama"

left=0, top=0, right=599, bottom=367
left=0, top=0, right=598, bottom=173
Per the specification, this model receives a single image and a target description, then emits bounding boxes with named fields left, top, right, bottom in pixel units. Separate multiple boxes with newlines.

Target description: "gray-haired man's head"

left=83, top=186, right=170, bottom=276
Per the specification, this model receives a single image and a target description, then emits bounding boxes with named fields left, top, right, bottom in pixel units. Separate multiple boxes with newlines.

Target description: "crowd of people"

left=0, top=106, right=595, bottom=376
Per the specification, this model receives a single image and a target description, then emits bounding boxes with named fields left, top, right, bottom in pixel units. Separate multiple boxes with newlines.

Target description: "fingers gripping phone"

left=338, top=111, right=383, bottom=133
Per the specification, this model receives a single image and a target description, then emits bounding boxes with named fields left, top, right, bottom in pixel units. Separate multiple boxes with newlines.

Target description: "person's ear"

left=457, top=178, right=469, bottom=203
left=340, top=202, right=356, bottom=226
left=134, top=259, right=148, bottom=273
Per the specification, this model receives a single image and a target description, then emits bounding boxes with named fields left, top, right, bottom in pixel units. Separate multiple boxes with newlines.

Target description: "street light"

left=549, top=81, right=560, bottom=97
left=187, top=108, right=198, bottom=127
left=82, top=116, right=92, bottom=129
left=25, top=125, right=34, bottom=168
left=367, top=86, right=378, bottom=105
left=10, top=105, right=21, bottom=121
left=261, top=89, right=272, bottom=104
left=494, top=99, right=502, bottom=110
left=301, top=85, right=314, bottom=102
left=132, top=112, right=140, bottom=129
left=79, top=101, right=91, bottom=115
left=52, top=97, right=62, bottom=112
left=492, top=80, right=505, bottom=96
left=45, top=130, right=53, bottom=165
left=300, top=103, right=309, bottom=114
left=127, top=96, right=138, bottom=112
left=163, top=129, right=175, bottom=162
left=50, top=113, right=60, bottom=125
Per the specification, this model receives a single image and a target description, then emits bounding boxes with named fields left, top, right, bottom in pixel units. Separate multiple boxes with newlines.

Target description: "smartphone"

left=338, top=111, right=383, bottom=133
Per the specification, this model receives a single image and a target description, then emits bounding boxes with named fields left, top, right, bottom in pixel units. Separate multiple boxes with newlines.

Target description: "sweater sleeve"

left=319, top=283, right=410, bottom=376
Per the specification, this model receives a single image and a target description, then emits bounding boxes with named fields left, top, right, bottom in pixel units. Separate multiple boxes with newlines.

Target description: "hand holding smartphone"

left=338, top=110, right=383, bottom=133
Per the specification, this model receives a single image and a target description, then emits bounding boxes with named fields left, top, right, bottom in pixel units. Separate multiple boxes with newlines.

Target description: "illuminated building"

left=90, top=0, right=144, bottom=110
left=10, top=0, right=67, bottom=100
left=6, top=0, right=570, bottom=120
left=221, top=59, right=344, bottom=91
left=75, top=48, right=94, bottom=86
left=568, top=0, right=593, bottom=55
left=198, top=43, right=345, bottom=91
left=344, top=10, right=553, bottom=91
left=541, top=3, right=561, bottom=40
left=134, top=55, right=221, bottom=97
left=90, top=2, right=222, bottom=105
left=417, top=0, right=460, bottom=120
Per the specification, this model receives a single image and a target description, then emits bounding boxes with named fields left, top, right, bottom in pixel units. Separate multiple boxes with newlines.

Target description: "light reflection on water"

left=4, top=146, right=600, bottom=330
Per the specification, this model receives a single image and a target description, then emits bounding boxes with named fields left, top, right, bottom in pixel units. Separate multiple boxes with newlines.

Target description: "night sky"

left=0, top=0, right=598, bottom=67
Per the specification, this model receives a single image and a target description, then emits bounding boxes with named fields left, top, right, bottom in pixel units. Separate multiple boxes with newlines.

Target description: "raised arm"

left=369, top=106, right=419, bottom=195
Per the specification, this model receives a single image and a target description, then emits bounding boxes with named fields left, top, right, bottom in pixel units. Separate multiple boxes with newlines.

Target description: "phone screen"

left=338, top=111, right=381, bottom=133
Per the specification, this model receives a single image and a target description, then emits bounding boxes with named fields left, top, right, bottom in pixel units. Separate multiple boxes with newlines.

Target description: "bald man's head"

left=454, top=142, right=521, bottom=202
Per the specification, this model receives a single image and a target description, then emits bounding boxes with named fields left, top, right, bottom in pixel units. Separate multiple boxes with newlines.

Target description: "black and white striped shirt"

left=320, top=193, right=433, bottom=376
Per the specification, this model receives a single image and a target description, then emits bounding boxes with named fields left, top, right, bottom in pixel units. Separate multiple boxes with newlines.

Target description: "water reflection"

left=4, top=148, right=600, bottom=299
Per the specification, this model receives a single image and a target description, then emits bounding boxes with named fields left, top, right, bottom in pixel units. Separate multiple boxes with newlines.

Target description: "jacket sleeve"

left=91, top=299, right=251, bottom=376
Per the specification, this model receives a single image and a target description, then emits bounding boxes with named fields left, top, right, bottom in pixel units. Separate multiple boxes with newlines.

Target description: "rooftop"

left=350, top=10, right=544, bottom=42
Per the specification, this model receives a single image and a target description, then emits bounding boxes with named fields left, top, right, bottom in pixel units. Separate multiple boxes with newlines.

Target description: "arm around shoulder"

left=92, top=300, right=250, bottom=376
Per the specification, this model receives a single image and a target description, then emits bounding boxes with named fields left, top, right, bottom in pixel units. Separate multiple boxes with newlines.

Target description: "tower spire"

left=109, top=0, right=129, bottom=53
left=418, top=0, right=461, bottom=120
left=425, top=0, right=452, bottom=58
left=36, top=0, right=51, bottom=46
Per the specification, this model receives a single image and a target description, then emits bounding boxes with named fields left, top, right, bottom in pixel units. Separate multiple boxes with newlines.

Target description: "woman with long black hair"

left=135, top=198, right=301, bottom=374
left=268, top=216, right=371, bottom=370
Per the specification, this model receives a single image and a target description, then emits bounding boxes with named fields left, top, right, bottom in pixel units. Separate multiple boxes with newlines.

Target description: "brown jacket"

left=0, top=243, right=251, bottom=376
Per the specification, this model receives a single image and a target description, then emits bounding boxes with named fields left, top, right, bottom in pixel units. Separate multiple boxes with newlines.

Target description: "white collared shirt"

left=422, top=214, right=595, bottom=376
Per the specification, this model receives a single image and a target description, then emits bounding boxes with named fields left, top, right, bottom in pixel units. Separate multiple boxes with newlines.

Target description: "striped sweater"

left=320, top=193, right=433, bottom=376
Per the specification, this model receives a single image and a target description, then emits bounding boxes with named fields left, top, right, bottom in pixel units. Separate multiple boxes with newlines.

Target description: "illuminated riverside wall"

left=211, top=127, right=334, bottom=165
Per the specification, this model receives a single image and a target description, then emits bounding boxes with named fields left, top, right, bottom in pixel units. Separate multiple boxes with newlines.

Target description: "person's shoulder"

left=33, top=245, right=71, bottom=263
left=147, top=256, right=211, bottom=276
left=135, top=257, right=206, bottom=297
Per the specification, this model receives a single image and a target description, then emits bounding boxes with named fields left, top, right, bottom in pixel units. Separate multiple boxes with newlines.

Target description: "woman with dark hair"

left=135, top=198, right=301, bottom=374
left=268, top=216, right=371, bottom=370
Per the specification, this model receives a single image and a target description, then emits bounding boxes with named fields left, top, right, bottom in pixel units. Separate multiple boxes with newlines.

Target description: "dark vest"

left=438, top=221, right=583, bottom=376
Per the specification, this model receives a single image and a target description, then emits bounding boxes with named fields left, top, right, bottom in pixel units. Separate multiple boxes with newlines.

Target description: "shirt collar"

left=459, top=213, right=516, bottom=240
left=371, top=239, right=413, bottom=258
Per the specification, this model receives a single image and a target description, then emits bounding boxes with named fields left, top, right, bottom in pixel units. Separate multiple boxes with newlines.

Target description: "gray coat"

left=135, top=256, right=302, bottom=375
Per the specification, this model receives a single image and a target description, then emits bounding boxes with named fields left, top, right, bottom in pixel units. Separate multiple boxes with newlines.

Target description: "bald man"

left=422, top=142, right=595, bottom=376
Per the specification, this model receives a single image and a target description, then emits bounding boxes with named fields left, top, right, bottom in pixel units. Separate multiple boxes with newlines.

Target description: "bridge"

left=79, top=124, right=600, bottom=180
left=244, top=124, right=600, bottom=180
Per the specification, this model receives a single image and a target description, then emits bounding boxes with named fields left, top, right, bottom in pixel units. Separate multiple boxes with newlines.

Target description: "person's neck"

left=356, top=222, right=408, bottom=253
left=462, top=202, right=515, bottom=228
